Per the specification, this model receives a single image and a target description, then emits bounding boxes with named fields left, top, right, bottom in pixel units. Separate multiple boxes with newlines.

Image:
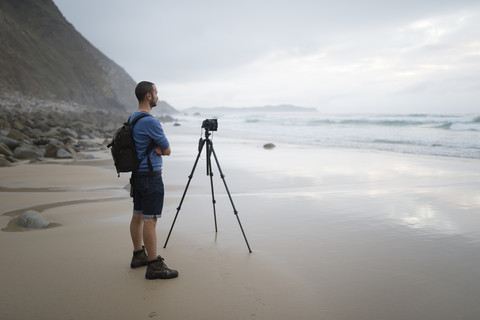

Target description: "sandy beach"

left=1, top=126, right=480, bottom=320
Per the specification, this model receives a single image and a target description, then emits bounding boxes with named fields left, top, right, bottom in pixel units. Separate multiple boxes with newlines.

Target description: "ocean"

left=171, top=112, right=480, bottom=159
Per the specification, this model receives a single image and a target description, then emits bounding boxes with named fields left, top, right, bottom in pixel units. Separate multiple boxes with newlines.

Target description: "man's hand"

left=154, top=146, right=171, bottom=156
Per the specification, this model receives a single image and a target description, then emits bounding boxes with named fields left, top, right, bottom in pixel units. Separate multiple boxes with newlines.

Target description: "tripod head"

left=204, top=129, right=212, bottom=139
left=198, top=128, right=213, bottom=152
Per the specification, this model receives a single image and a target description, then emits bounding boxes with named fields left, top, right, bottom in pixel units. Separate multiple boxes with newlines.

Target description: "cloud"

left=53, top=0, right=480, bottom=112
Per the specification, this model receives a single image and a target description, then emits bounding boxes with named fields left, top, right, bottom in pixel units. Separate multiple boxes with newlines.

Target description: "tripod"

left=163, top=129, right=252, bottom=253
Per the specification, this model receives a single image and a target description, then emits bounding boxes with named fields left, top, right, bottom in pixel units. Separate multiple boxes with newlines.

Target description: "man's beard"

left=150, top=99, right=157, bottom=108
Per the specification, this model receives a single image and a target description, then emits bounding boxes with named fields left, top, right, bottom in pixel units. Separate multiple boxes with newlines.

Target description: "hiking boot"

left=145, top=255, right=179, bottom=279
left=130, top=246, right=148, bottom=268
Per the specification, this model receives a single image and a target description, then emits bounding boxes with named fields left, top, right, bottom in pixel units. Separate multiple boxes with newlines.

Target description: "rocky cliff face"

left=0, top=0, right=136, bottom=112
left=0, top=0, right=179, bottom=167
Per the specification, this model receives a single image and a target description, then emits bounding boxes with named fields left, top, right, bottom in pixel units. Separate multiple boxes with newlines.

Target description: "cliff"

left=0, top=0, right=137, bottom=112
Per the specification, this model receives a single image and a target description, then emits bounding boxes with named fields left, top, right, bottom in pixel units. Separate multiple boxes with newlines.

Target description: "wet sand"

left=1, top=128, right=480, bottom=320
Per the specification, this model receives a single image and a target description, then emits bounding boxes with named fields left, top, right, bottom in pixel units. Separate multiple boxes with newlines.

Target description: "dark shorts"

left=131, top=171, right=164, bottom=219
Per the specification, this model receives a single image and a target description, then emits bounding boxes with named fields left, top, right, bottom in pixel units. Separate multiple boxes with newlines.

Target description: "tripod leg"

left=206, top=140, right=218, bottom=232
left=210, top=144, right=253, bottom=253
left=163, top=139, right=205, bottom=248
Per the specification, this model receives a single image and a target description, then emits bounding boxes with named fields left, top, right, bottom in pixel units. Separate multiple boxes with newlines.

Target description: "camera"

left=201, top=119, right=218, bottom=131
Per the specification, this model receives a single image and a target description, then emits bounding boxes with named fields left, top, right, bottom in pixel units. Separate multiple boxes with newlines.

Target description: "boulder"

left=18, top=210, right=50, bottom=229
left=0, top=155, right=13, bottom=167
left=33, top=137, right=52, bottom=146
left=7, top=128, right=32, bottom=143
left=28, top=128, right=44, bottom=137
left=48, top=113, right=64, bottom=127
left=0, top=142, right=13, bottom=157
left=33, top=122, right=50, bottom=132
left=13, top=146, right=42, bottom=159
left=0, top=118, right=11, bottom=134
left=44, top=142, right=75, bottom=158
left=0, top=136, right=20, bottom=150
left=44, top=142, right=62, bottom=158
left=77, top=140, right=101, bottom=150
left=56, top=148, right=73, bottom=159
left=59, top=128, right=78, bottom=139
left=45, top=127, right=60, bottom=137
left=11, top=119, right=25, bottom=131
left=59, top=136, right=75, bottom=146
left=263, top=143, right=276, bottom=150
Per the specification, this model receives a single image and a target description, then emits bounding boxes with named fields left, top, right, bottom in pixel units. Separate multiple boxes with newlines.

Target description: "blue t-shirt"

left=130, top=111, right=169, bottom=172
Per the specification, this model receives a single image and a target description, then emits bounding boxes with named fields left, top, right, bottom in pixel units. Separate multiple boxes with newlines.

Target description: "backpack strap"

left=129, top=113, right=155, bottom=172
left=145, top=141, right=156, bottom=172
left=128, top=112, right=151, bottom=128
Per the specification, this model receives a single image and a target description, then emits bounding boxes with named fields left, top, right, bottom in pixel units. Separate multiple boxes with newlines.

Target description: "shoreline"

left=1, top=130, right=480, bottom=319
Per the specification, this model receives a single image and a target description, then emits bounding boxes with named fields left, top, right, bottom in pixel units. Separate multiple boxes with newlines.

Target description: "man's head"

left=135, top=81, right=158, bottom=108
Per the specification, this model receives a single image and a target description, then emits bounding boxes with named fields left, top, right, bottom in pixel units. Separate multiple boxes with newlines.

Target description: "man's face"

left=149, top=85, right=159, bottom=108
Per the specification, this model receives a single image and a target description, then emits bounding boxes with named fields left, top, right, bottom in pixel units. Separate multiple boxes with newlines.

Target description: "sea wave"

left=296, top=114, right=480, bottom=132
left=449, top=123, right=480, bottom=132
left=176, top=112, right=480, bottom=159
left=373, top=139, right=418, bottom=146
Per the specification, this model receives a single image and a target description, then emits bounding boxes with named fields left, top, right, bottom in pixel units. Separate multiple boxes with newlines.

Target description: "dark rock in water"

left=13, top=146, right=42, bottom=159
left=18, top=210, right=50, bottom=229
left=174, top=123, right=181, bottom=127
left=263, top=143, right=276, bottom=150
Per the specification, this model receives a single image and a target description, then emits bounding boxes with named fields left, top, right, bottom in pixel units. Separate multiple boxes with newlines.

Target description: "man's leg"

left=130, top=213, right=144, bottom=251
left=144, top=216, right=178, bottom=279
left=141, top=173, right=178, bottom=279
left=143, top=217, right=158, bottom=260
left=130, top=213, right=149, bottom=268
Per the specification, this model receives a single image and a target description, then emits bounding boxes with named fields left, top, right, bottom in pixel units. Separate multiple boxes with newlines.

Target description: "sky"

left=52, top=0, right=480, bottom=113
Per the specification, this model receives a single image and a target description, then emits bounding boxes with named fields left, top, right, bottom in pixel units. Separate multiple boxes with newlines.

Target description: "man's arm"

left=154, top=145, right=171, bottom=156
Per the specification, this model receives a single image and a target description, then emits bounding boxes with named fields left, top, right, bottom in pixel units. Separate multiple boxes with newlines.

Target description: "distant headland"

left=183, top=105, right=318, bottom=114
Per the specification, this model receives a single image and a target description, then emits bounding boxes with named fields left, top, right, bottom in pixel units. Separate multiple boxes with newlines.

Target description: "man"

left=129, top=81, right=178, bottom=279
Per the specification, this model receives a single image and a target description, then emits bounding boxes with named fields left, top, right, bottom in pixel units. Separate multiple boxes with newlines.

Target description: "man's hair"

left=135, top=81, right=155, bottom=102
